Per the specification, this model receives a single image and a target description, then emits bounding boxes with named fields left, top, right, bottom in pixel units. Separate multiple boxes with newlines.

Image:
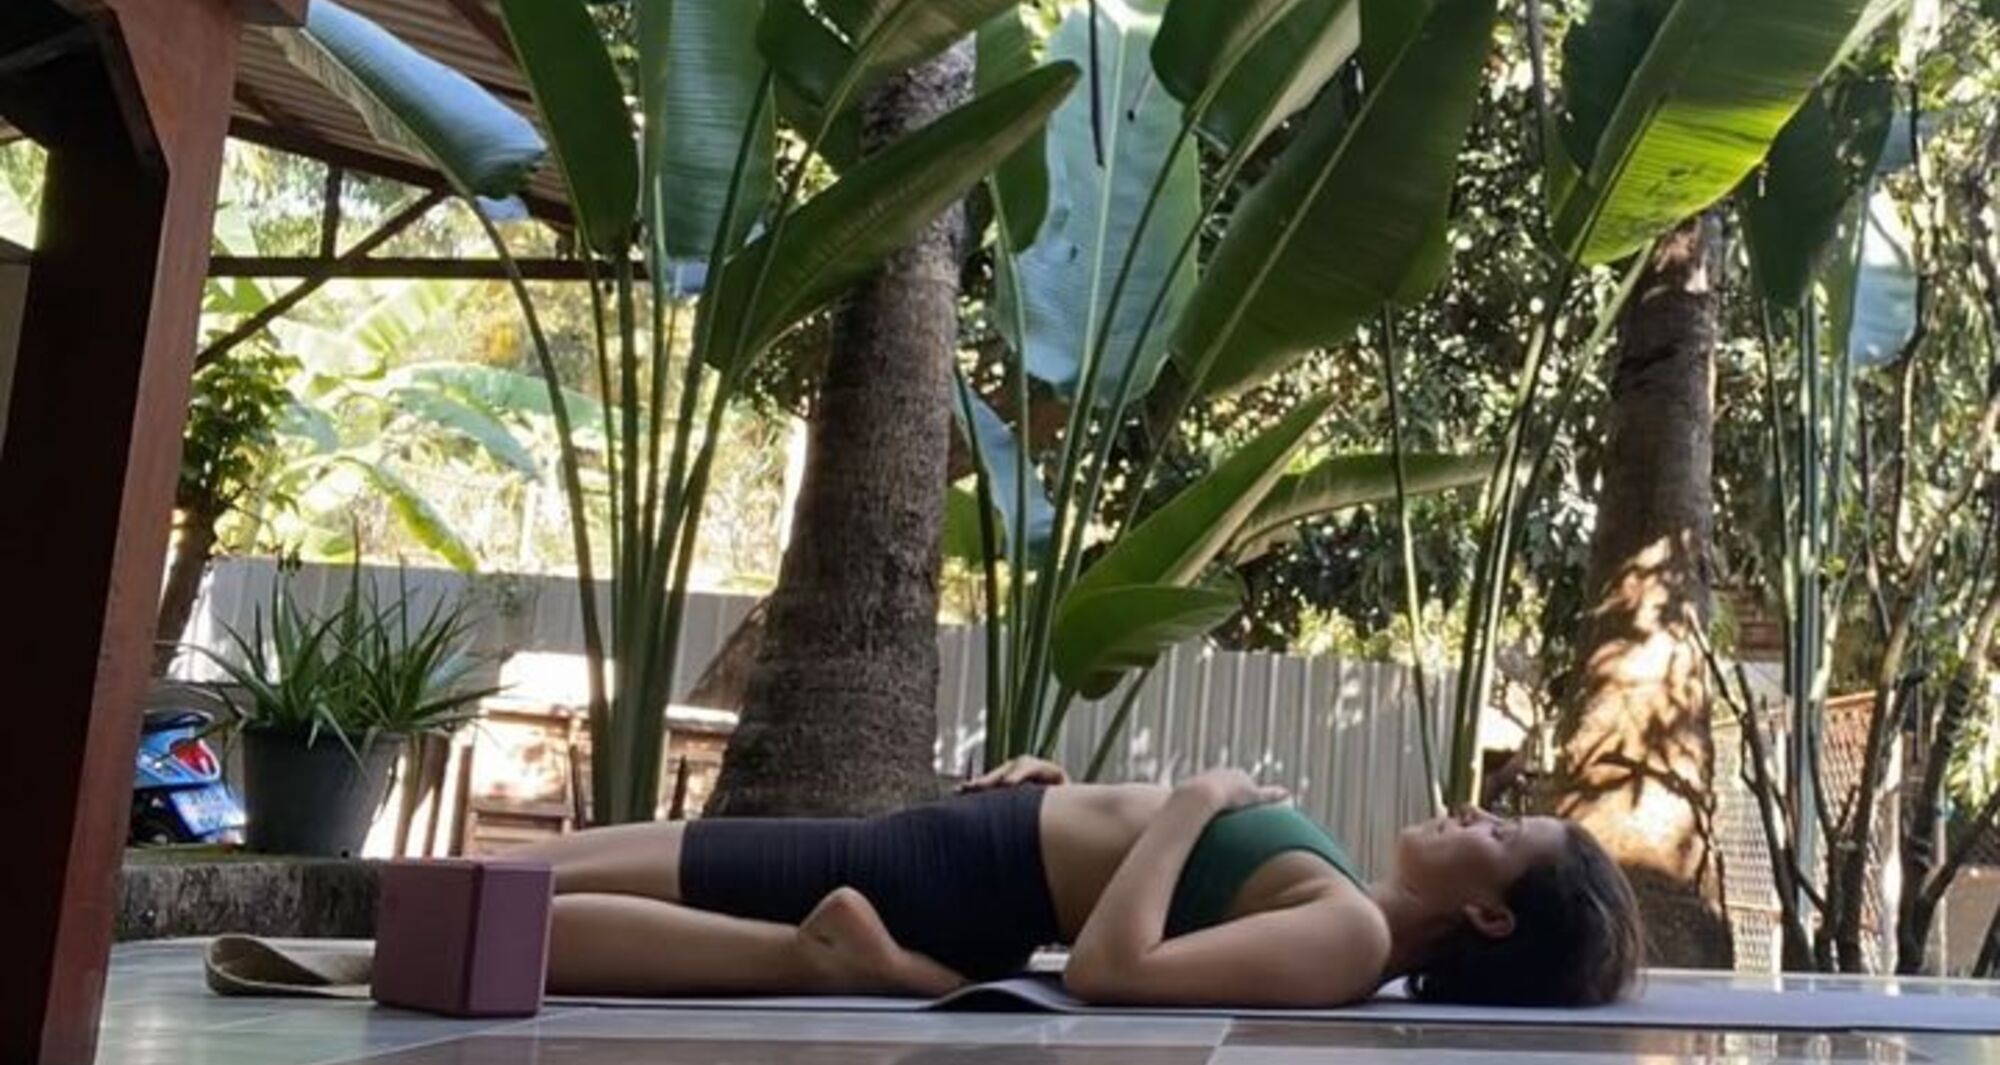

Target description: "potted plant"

left=201, top=562, right=496, bottom=857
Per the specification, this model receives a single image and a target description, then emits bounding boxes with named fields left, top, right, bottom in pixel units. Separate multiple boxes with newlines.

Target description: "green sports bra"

left=1164, top=803, right=1363, bottom=937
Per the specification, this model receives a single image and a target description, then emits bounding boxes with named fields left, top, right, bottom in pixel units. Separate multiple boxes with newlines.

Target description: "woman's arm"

left=1067, top=893, right=1389, bottom=1007
left=1063, top=771, right=1388, bottom=1007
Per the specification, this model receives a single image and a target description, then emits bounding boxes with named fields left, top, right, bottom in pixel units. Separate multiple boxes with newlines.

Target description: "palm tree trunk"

left=1554, top=214, right=1734, bottom=968
left=152, top=497, right=221, bottom=676
left=706, top=45, right=972, bottom=818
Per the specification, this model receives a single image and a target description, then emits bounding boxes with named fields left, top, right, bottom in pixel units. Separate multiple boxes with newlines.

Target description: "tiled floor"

left=94, top=941, right=2000, bottom=1064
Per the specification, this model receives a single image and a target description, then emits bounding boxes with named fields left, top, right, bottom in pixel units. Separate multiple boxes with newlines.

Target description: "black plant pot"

left=241, top=727, right=404, bottom=858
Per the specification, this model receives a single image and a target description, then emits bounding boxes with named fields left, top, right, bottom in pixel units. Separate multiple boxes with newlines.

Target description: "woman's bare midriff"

left=1036, top=783, right=1350, bottom=942
left=1037, top=783, right=1167, bottom=938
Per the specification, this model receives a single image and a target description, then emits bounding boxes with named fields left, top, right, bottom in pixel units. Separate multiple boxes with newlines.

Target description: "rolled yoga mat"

left=204, top=938, right=2000, bottom=1033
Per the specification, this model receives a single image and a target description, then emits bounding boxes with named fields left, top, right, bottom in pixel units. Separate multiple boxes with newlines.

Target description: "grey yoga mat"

left=548, top=972, right=2000, bottom=1032
left=205, top=938, right=2000, bottom=1033
left=550, top=974, right=2000, bottom=1033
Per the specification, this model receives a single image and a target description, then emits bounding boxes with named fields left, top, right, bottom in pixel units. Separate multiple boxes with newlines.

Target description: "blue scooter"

left=130, top=707, right=246, bottom=845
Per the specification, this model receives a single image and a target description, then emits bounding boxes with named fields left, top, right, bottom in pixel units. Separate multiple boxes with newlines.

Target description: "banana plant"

left=961, top=0, right=1498, bottom=774
left=1734, top=71, right=1914, bottom=967
left=1551, top=0, right=1907, bottom=266
left=201, top=212, right=561, bottom=573
left=288, top=0, right=1077, bottom=822
left=1437, top=0, right=1908, bottom=806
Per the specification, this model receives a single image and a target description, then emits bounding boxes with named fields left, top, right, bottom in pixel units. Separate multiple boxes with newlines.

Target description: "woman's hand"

left=1175, top=768, right=1288, bottom=813
left=957, top=755, right=1069, bottom=792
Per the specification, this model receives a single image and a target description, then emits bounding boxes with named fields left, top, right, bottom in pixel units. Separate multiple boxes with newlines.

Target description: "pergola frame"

left=0, top=2, right=589, bottom=1061
left=2, top=3, right=255, bottom=1062
left=194, top=145, right=645, bottom=365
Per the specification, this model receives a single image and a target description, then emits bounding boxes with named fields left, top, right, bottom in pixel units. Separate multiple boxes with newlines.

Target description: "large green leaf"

left=283, top=1, right=546, bottom=199
left=1066, top=393, right=1335, bottom=602
left=349, top=280, right=462, bottom=361
left=955, top=387, right=1056, bottom=557
left=1828, top=95, right=1920, bottom=369
left=942, top=484, right=991, bottom=565
left=1230, top=452, right=1494, bottom=560
left=1153, top=0, right=1360, bottom=158
left=404, top=363, right=607, bottom=441
left=977, top=6, right=1050, bottom=248
left=705, top=62, right=1079, bottom=372
left=1553, top=0, right=1905, bottom=265
left=640, top=0, right=774, bottom=261
left=272, top=280, right=459, bottom=380
left=390, top=387, right=541, bottom=479
left=339, top=459, right=478, bottom=572
left=270, top=319, right=385, bottom=380
left=280, top=402, right=341, bottom=454
left=1743, top=77, right=1904, bottom=310
left=1364, top=0, right=1454, bottom=305
left=758, top=0, right=846, bottom=107
left=497, top=0, right=639, bottom=254
left=1830, top=185, right=1918, bottom=369
left=1555, top=0, right=1670, bottom=177
left=1742, top=95, right=1849, bottom=308
left=1359, top=0, right=1430, bottom=84
left=759, top=0, right=858, bottom=156
left=1172, top=0, right=1495, bottom=399
left=1001, top=2, right=1199, bottom=402
left=760, top=0, right=1021, bottom=138
left=1054, top=582, right=1243, bottom=699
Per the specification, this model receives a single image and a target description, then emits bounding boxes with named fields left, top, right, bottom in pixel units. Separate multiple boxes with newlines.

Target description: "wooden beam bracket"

left=209, top=253, right=636, bottom=282
left=317, top=164, right=343, bottom=259
left=195, top=187, right=447, bottom=369
left=230, top=0, right=307, bottom=26
left=0, top=24, right=93, bottom=81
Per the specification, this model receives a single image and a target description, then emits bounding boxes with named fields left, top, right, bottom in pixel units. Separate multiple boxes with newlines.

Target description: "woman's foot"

left=796, top=887, right=967, bottom=997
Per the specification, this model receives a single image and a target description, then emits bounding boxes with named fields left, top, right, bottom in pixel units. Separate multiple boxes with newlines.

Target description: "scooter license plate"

left=169, top=784, right=246, bottom=837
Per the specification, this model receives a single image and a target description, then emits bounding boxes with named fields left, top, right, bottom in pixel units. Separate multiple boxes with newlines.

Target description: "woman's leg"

left=517, top=816, right=968, bottom=995
left=547, top=892, right=815, bottom=994
left=547, top=888, right=966, bottom=996
left=509, top=820, right=688, bottom=899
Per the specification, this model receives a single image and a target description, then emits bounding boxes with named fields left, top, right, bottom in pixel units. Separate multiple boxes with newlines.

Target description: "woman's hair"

left=1405, top=821, right=1643, bottom=1007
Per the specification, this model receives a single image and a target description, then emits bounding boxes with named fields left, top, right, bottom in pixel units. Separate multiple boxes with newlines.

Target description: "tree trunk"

left=1554, top=215, right=1733, bottom=969
left=706, top=46, right=971, bottom=818
left=1978, top=895, right=2000, bottom=977
left=152, top=498, right=220, bottom=676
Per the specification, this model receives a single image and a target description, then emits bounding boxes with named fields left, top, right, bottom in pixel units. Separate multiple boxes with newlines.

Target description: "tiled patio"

left=97, top=941, right=2000, bottom=1064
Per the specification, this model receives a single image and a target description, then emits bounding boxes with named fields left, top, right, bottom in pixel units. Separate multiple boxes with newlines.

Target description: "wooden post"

left=0, top=1, right=252, bottom=1061
left=0, top=236, right=27, bottom=451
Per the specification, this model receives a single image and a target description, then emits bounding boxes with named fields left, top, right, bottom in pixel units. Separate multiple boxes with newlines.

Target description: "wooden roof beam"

left=441, top=0, right=513, bottom=66
left=0, top=23, right=93, bottom=80
left=227, top=116, right=573, bottom=226
left=209, top=254, right=630, bottom=281
left=196, top=186, right=448, bottom=369
left=232, top=0, right=307, bottom=26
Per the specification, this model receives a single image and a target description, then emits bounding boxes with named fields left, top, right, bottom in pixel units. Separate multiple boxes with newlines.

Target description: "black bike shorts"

left=680, top=785, right=1060, bottom=981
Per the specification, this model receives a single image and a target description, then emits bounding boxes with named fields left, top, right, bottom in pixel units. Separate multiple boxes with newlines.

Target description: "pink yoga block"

left=373, top=859, right=554, bottom=1017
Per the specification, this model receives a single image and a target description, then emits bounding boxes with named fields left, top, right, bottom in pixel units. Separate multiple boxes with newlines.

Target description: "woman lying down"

left=515, top=757, right=1643, bottom=1008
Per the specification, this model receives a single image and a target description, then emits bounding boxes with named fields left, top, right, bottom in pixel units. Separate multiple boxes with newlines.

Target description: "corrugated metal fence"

left=186, top=560, right=1960, bottom=971
left=183, top=559, right=1449, bottom=878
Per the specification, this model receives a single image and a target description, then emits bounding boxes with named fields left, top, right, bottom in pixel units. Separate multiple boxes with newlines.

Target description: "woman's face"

left=1394, top=806, right=1568, bottom=916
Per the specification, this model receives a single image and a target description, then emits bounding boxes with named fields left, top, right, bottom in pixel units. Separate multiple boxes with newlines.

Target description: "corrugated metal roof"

left=233, top=0, right=571, bottom=221
left=2, top=2, right=572, bottom=221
